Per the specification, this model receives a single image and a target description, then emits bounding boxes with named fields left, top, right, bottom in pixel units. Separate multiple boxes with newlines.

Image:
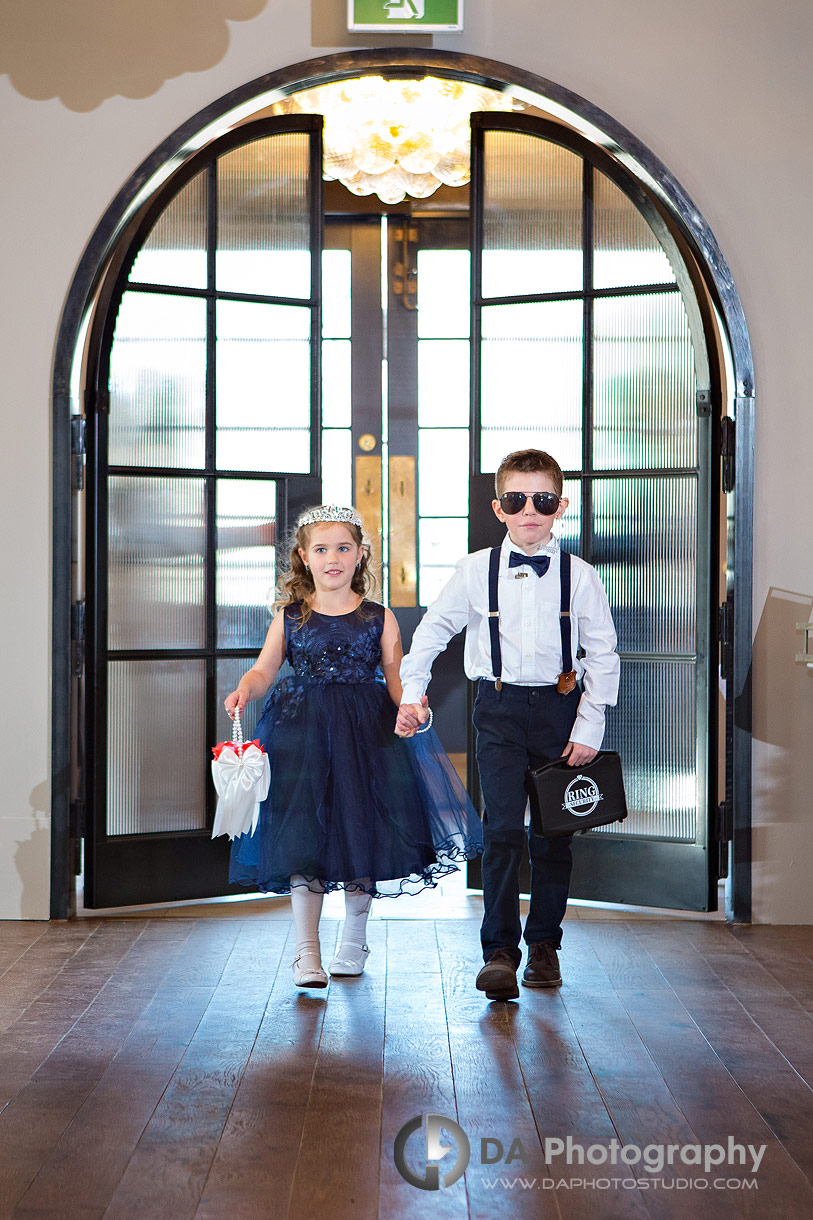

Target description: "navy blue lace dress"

left=229, top=600, right=483, bottom=897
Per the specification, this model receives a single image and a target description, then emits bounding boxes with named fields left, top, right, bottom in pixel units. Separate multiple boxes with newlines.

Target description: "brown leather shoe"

left=522, top=941, right=562, bottom=988
left=476, top=949, right=520, bottom=1000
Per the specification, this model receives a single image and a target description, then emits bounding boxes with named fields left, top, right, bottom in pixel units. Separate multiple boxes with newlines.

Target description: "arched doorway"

left=51, top=50, right=753, bottom=919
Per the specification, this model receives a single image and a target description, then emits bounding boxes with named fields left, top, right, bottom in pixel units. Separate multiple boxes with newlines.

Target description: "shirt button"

left=523, top=619, right=530, bottom=626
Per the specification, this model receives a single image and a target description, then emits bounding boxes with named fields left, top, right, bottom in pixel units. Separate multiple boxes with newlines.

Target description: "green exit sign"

left=348, top=0, right=463, bottom=33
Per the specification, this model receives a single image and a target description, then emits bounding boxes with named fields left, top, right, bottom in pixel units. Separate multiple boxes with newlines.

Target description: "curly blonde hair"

left=274, top=512, right=377, bottom=627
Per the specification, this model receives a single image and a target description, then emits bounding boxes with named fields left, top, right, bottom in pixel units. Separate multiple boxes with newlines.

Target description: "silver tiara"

left=297, top=504, right=363, bottom=530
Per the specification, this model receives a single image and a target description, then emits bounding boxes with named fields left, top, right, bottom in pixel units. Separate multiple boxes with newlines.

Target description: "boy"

left=397, top=450, right=619, bottom=1000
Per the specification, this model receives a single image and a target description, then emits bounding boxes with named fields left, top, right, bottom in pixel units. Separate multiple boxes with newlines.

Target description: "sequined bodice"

left=283, top=601, right=384, bottom=683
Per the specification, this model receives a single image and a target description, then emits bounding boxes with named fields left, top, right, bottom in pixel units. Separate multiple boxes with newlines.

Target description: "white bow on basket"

left=211, top=708, right=270, bottom=840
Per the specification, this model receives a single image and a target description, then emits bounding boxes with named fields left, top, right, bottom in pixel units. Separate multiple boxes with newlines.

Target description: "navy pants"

left=473, top=680, right=580, bottom=966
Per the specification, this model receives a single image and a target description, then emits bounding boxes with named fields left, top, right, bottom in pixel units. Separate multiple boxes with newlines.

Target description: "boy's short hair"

left=495, top=449, right=564, bottom=497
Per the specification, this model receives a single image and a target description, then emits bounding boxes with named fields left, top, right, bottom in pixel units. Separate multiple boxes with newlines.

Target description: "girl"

left=224, top=504, right=483, bottom=989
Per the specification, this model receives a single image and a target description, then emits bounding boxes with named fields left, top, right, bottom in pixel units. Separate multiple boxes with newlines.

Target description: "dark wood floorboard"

left=629, top=924, right=813, bottom=1181
left=0, top=917, right=812, bottom=1220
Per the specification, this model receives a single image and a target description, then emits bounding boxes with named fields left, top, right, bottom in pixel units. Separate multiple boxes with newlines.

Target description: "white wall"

left=1, top=0, right=811, bottom=921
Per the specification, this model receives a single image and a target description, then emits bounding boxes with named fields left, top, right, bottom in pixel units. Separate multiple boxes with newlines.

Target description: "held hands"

left=395, top=696, right=430, bottom=738
left=562, top=741, right=598, bottom=767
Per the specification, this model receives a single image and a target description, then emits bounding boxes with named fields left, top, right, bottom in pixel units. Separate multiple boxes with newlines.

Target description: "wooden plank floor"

left=1, top=914, right=812, bottom=1220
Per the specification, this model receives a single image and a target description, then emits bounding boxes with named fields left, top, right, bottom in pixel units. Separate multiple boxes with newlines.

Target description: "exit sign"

left=348, top=0, right=463, bottom=33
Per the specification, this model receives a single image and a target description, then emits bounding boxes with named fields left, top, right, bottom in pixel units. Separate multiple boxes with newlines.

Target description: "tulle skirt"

left=229, top=676, right=483, bottom=897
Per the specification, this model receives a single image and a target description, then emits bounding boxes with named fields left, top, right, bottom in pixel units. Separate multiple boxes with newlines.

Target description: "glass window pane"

left=217, top=658, right=264, bottom=745
left=418, top=340, right=470, bottom=427
left=418, top=429, right=469, bottom=517
left=417, top=250, right=470, bottom=338
left=216, top=133, right=311, bottom=298
left=592, top=476, right=696, bottom=655
left=480, top=301, right=582, bottom=472
left=419, top=517, right=469, bottom=607
left=556, top=478, right=582, bottom=555
left=482, top=132, right=582, bottom=298
left=109, top=292, right=206, bottom=469
left=593, top=171, right=676, bottom=290
left=107, top=660, right=206, bottom=836
left=108, top=476, right=205, bottom=650
left=321, top=429, right=353, bottom=505
left=129, top=170, right=207, bottom=290
left=216, top=300, right=311, bottom=473
left=593, top=293, right=696, bottom=470
left=216, top=480, right=277, bottom=650
left=600, top=659, right=696, bottom=840
left=322, top=340, right=352, bottom=427
left=322, top=249, right=351, bottom=337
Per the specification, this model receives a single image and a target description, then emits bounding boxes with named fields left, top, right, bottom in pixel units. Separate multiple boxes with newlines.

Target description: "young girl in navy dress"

left=224, top=505, right=483, bottom=989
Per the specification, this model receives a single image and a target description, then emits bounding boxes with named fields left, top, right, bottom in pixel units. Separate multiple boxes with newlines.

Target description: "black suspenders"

left=487, top=546, right=503, bottom=690
left=488, top=546, right=576, bottom=694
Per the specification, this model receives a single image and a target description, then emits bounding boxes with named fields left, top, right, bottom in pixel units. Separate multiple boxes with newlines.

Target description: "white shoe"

left=292, top=949, right=328, bottom=988
left=329, top=942, right=370, bottom=976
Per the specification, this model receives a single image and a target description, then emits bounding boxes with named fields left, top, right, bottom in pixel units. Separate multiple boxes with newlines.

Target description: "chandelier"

left=273, top=76, right=518, bottom=205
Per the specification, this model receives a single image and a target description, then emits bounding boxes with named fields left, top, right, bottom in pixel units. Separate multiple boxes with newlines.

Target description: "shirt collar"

left=502, top=530, right=560, bottom=558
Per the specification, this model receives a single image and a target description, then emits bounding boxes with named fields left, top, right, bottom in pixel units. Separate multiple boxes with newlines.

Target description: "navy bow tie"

left=508, top=550, right=551, bottom=577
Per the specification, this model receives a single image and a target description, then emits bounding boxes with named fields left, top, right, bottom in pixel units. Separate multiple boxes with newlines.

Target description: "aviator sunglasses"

left=499, top=490, right=562, bottom=516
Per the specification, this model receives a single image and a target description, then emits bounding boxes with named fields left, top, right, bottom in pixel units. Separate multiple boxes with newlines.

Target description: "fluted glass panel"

left=216, top=480, right=277, bottom=649
left=594, top=292, right=695, bottom=471
left=216, top=300, right=311, bottom=472
left=322, top=340, right=351, bottom=427
left=418, top=340, right=470, bottom=427
left=597, top=659, right=696, bottom=841
left=109, top=293, right=206, bottom=469
left=417, top=250, right=470, bottom=338
left=129, top=170, right=207, bottom=289
left=419, top=517, right=469, bottom=607
left=216, top=658, right=263, bottom=745
left=592, top=477, right=696, bottom=655
left=556, top=478, right=582, bottom=555
left=481, top=132, right=582, bottom=298
left=322, top=429, right=352, bottom=505
left=418, top=428, right=469, bottom=516
left=322, top=249, right=352, bottom=337
left=594, top=171, right=676, bottom=289
left=216, top=134, right=311, bottom=298
left=108, top=476, right=205, bottom=649
left=480, top=301, right=582, bottom=472
left=107, top=660, right=206, bottom=835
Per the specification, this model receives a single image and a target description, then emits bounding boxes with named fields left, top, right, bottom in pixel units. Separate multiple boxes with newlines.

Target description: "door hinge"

left=714, top=799, right=732, bottom=844
left=720, top=416, right=735, bottom=492
left=70, top=601, right=86, bottom=676
left=696, top=389, right=711, bottom=417
left=718, top=598, right=733, bottom=681
left=71, top=416, right=86, bottom=491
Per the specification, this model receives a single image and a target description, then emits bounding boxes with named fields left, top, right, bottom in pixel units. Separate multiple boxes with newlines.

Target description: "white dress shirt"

left=400, top=531, right=620, bottom=750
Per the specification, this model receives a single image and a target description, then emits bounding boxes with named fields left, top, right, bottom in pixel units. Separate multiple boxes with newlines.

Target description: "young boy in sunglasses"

left=397, top=449, right=619, bottom=999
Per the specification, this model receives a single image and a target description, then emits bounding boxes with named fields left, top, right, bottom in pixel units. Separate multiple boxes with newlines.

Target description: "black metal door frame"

left=51, top=49, right=753, bottom=920
left=81, top=115, right=323, bottom=908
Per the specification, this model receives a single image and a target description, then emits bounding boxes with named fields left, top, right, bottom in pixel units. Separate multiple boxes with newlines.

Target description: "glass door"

left=320, top=214, right=474, bottom=786
left=84, top=117, right=323, bottom=907
left=469, top=112, right=718, bottom=911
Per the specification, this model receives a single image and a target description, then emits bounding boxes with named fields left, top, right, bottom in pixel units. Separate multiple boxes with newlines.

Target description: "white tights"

left=289, top=876, right=372, bottom=957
